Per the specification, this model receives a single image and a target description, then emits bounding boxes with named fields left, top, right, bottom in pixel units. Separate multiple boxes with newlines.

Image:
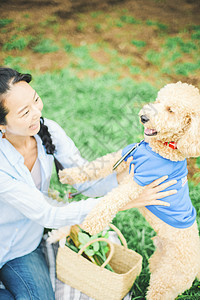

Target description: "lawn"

left=0, top=0, right=200, bottom=298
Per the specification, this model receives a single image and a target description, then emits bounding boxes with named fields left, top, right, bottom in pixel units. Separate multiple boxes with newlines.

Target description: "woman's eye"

left=23, top=110, right=29, bottom=117
left=35, top=97, right=39, bottom=102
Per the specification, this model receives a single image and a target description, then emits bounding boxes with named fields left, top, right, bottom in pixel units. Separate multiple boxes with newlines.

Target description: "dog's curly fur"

left=59, top=82, right=200, bottom=299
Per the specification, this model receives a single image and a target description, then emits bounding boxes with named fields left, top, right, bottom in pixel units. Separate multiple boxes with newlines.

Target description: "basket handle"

left=108, top=224, right=128, bottom=249
left=78, top=237, right=114, bottom=269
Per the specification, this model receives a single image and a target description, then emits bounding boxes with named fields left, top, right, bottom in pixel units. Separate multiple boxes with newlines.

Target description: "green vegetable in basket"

left=65, top=225, right=114, bottom=272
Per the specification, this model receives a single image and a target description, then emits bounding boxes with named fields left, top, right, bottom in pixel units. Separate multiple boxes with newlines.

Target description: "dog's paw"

left=59, top=167, right=89, bottom=185
left=82, top=216, right=106, bottom=235
left=59, top=168, right=77, bottom=185
left=82, top=209, right=115, bottom=235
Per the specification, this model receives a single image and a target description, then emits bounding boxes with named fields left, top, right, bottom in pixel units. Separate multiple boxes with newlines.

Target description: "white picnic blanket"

left=0, top=232, right=132, bottom=300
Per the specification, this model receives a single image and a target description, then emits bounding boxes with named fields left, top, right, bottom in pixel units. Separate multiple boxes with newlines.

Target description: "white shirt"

left=0, top=118, right=118, bottom=268
left=31, top=157, right=42, bottom=190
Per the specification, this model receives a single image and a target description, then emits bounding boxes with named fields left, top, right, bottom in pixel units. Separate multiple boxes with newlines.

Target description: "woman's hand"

left=119, top=175, right=177, bottom=211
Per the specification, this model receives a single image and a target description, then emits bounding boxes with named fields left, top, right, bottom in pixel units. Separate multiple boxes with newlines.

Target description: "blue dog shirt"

left=122, top=140, right=196, bottom=228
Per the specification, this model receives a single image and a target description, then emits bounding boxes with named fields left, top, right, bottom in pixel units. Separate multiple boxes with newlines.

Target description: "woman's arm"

left=0, top=171, right=101, bottom=228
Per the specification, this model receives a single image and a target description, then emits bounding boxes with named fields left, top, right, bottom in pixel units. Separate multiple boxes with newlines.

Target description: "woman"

left=0, top=67, right=177, bottom=299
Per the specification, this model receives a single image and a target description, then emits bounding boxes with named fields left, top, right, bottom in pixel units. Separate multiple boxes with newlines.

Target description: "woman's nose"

left=32, top=107, right=41, bottom=119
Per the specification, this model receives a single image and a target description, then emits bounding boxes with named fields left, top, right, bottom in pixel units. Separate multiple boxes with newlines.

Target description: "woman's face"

left=1, top=81, right=43, bottom=137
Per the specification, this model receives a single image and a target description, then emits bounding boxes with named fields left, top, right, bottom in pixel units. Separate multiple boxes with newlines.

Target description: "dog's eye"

left=167, top=107, right=174, bottom=113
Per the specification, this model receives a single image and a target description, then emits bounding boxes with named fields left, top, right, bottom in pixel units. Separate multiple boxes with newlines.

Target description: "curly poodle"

left=59, top=82, right=200, bottom=299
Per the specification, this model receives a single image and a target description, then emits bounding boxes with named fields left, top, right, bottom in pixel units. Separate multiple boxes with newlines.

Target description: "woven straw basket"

left=56, top=224, right=142, bottom=300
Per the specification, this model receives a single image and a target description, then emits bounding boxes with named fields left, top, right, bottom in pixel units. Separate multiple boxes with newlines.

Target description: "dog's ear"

left=177, top=114, right=200, bottom=157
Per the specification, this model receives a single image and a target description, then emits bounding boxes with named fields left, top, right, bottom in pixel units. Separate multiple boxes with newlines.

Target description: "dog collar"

left=163, top=141, right=177, bottom=150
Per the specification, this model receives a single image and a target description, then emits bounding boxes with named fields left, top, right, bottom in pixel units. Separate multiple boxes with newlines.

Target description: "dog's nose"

left=140, top=115, right=149, bottom=124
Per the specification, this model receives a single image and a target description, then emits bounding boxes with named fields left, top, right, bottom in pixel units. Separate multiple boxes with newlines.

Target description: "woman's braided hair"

left=38, top=117, right=55, bottom=155
left=0, top=67, right=63, bottom=174
left=38, top=117, right=64, bottom=173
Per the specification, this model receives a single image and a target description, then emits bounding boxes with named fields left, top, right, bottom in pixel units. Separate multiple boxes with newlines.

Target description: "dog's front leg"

left=59, top=150, right=127, bottom=185
left=82, top=175, right=143, bottom=234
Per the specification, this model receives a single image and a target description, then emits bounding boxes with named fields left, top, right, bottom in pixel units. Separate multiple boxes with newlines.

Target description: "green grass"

left=196, top=157, right=200, bottom=169
left=146, top=19, right=168, bottom=31
left=120, top=15, right=141, bottom=24
left=0, top=18, right=13, bottom=28
left=174, top=61, right=200, bottom=76
left=3, top=56, right=28, bottom=72
left=90, top=11, right=102, bottom=18
left=190, top=25, right=200, bottom=31
left=70, top=45, right=104, bottom=71
left=191, top=30, right=200, bottom=40
left=115, top=21, right=123, bottom=28
left=23, top=14, right=30, bottom=18
left=131, top=40, right=146, bottom=48
left=31, top=69, right=156, bottom=157
left=94, top=23, right=102, bottom=32
left=32, top=38, right=59, bottom=53
left=146, top=50, right=162, bottom=66
left=165, top=37, right=197, bottom=53
left=3, top=35, right=31, bottom=51
left=39, top=17, right=60, bottom=34
left=61, top=38, right=73, bottom=53
left=16, top=24, right=27, bottom=32
left=145, top=33, right=199, bottom=77
left=129, top=66, right=141, bottom=74
left=76, top=22, right=86, bottom=32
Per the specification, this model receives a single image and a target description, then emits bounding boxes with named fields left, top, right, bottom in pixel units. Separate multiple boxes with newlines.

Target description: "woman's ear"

left=177, top=114, right=200, bottom=157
